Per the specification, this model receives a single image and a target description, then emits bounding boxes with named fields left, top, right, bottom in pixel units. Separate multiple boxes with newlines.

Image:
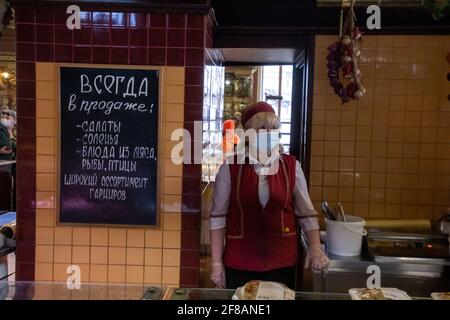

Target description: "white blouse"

left=210, top=159, right=319, bottom=232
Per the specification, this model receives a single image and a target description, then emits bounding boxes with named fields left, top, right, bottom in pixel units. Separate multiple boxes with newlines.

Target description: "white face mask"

left=257, top=131, right=280, bottom=154
left=1, top=118, right=14, bottom=129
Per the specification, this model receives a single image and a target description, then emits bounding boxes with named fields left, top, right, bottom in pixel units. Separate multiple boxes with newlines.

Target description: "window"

left=260, top=65, right=293, bottom=153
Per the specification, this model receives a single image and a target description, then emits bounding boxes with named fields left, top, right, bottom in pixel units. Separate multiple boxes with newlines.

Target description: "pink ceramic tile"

left=111, top=47, right=129, bottom=64
left=168, top=29, right=186, bottom=47
left=92, top=28, right=110, bottom=46
left=148, top=48, right=166, bottom=65
left=167, top=48, right=185, bottom=66
left=148, top=28, right=166, bottom=47
left=36, top=25, right=53, bottom=43
left=150, top=13, right=167, bottom=28
left=130, top=29, right=148, bottom=46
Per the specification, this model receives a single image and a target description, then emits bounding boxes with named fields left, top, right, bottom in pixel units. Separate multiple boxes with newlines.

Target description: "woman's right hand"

left=210, top=262, right=226, bottom=289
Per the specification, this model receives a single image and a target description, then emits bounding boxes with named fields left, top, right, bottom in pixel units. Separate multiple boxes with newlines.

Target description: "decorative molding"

left=0, top=55, right=15, bottom=62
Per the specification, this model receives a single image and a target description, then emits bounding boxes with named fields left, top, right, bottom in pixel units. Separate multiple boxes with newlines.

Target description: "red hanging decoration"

left=326, top=0, right=365, bottom=104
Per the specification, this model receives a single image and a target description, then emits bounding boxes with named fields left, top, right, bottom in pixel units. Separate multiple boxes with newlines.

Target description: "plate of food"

left=232, top=280, right=295, bottom=300
left=431, top=292, right=450, bottom=300
left=349, top=287, right=412, bottom=300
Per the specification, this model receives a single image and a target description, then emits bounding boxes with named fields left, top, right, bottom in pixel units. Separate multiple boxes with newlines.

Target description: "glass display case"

left=165, top=287, right=351, bottom=300
left=0, top=281, right=165, bottom=300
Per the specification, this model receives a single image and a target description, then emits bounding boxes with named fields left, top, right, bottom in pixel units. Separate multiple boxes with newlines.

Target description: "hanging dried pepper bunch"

left=326, top=0, right=365, bottom=104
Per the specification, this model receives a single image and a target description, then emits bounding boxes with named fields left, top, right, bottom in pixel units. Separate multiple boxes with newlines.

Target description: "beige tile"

left=164, top=177, right=182, bottom=195
left=340, top=141, right=355, bottom=157
left=418, top=174, right=435, bottom=190
left=324, top=141, right=339, bottom=156
left=355, top=158, right=371, bottom=172
left=310, top=156, right=323, bottom=171
left=36, top=155, right=55, bottom=173
left=374, top=79, right=390, bottom=96
left=53, top=263, right=69, bottom=281
left=402, top=189, right=418, bottom=204
left=418, top=190, right=434, bottom=205
left=387, top=127, right=404, bottom=142
left=36, top=210, right=55, bottom=227
left=339, top=157, right=355, bottom=172
left=164, top=160, right=183, bottom=177
left=370, top=173, right=386, bottom=188
left=392, top=48, right=409, bottom=63
left=356, top=126, right=371, bottom=142
left=392, top=36, right=410, bottom=47
left=420, top=144, right=436, bottom=159
left=419, top=159, right=436, bottom=174
left=422, top=96, right=440, bottom=112
left=163, top=213, right=182, bottom=231
left=310, top=187, right=322, bottom=202
left=72, top=246, right=90, bottom=264
left=356, top=142, right=371, bottom=157
left=324, top=126, right=340, bottom=141
left=385, top=204, right=401, bottom=218
left=353, top=203, right=369, bottom=218
left=166, top=85, right=184, bottom=104
left=36, top=81, right=55, bottom=100
left=91, top=228, right=108, bottom=246
left=126, top=247, right=145, bottom=265
left=373, top=111, right=388, bottom=127
left=406, top=81, right=424, bottom=98
left=311, top=141, right=324, bottom=156
left=145, top=230, right=163, bottom=248
left=163, top=194, right=182, bottom=213
left=127, top=229, right=145, bottom=247
left=322, top=187, right=338, bottom=202
left=309, top=171, right=323, bottom=186
left=325, top=111, right=341, bottom=126
left=90, top=264, right=108, bottom=283
left=36, top=191, right=55, bottom=209
left=108, top=247, right=126, bottom=265
left=108, top=265, right=126, bottom=283
left=402, top=159, right=419, bottom=173
left=126, top=265, right=144, bottom=284
left=36, top=227, right=54, bottom=245
left=338, top=187, right=354, bottom=202
left=162, top=249, right=180, bottom=267
left=35, top=263, right=54, bottom=281
left=312, top=110, right=325, bottom=125
left=163, top=231, right=181, bottom=249
left=36, top=137, right=55, bottom=155
left=144, top=266, right=162, bottom=284
left=339, top=172, right=354, bottom=187
left=370, top=188, right=385, bottom=202
left=401, top=205, right=417, bottom=218
left=354, top=188, right=370, bottom=202
left=36, top=99, right=56, bottom=119
left=54, top=245, right=72, bottom=263
left=165, top=67, right=185, bottom=85
left=371, top=157, right=386, bottom=172
left=162, top=266, right=180, bottom=285
left=387, top=143, right=403, bottom=158
left=72, top=227, right=90, bottom=246
left=388, top=111, right=405, bottom=127
left=109, top=228, right=127, bottom=247
left=403, top=143, right=420, bottom=158
left=90, top=246, right=108, bottom=265
left=341, top=111, right=357, bottom=126
left=164, top=122, right=184, bottom=141
left=36, top=173, right=56, bottom=191
left=403, top=128, right=420, bottom=143
left=389, top=82, right=407, bottom=97
left=145, top=248, right=162, bottom=266
left=387, top=174, right=402, bottom=188
left=369, top=203, right=385, bottom=218
left=36, top=245, right=53, bottom=263
left=54, top=226, right=72, bottom=245
left=312, top=125, right=324, bottom=141
left=323, top=172, right=338, bottom=187
left=36, top=62, right=55, bottom=81
left=423, top=80, right=442, bottom=96
left=355, top=173, right=371, bottom=189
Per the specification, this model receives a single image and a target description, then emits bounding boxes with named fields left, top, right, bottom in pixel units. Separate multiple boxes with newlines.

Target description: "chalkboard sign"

left=58, top=65, right=160, bottom=226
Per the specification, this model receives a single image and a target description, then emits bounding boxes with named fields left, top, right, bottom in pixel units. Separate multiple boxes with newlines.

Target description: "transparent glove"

left=210, top=262, right=226, bottom=289
left=304, top=244, right=329, bottom=271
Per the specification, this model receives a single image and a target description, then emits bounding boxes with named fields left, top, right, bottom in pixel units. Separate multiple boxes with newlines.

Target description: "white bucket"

left=325, top=215, right=367, bottom=256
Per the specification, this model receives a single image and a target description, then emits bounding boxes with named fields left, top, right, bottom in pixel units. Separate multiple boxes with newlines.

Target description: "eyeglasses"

left=1, top=112, right=14, bottom=116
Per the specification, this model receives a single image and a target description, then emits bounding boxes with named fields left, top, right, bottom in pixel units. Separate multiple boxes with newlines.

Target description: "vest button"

left=284, top=227, right=290, bottom=233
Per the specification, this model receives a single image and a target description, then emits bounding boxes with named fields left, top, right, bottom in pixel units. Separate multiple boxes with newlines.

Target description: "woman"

left=0, top=108, right=15, bottom=161
left=210, top=102, right=328, bottom=289
left=0, top=108, right=16, bottom=211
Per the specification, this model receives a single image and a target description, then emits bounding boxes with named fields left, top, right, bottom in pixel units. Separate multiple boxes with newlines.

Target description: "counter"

left=0, top=281, right=165, bottom=300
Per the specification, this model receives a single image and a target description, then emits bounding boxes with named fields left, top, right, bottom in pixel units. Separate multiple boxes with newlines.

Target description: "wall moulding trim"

left=9, top=0, right=211, bottom=14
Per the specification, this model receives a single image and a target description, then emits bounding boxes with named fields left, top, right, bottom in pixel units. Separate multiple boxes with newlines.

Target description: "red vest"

left=223, top=154, right=298, bottom=271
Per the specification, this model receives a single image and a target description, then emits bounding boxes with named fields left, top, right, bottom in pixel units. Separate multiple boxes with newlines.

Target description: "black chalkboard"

left=59, top=66, right=159, bottom=226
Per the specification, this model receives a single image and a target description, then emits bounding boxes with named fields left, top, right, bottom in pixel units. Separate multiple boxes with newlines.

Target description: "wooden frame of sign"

left=55, top=63, right=163, bottom=228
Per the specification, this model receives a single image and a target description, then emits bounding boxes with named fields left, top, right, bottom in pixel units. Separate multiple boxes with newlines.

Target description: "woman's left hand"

left=304, top=245, right=329, bottom=271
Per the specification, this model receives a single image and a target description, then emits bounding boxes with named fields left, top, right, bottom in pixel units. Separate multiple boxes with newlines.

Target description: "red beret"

left=241, top=102, right=275, bottom=126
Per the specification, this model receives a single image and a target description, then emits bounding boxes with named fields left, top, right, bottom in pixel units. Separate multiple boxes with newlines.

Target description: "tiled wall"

left=14, top=6, right=208, bottom=286
left=311, top=35, right=450, bottom=222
